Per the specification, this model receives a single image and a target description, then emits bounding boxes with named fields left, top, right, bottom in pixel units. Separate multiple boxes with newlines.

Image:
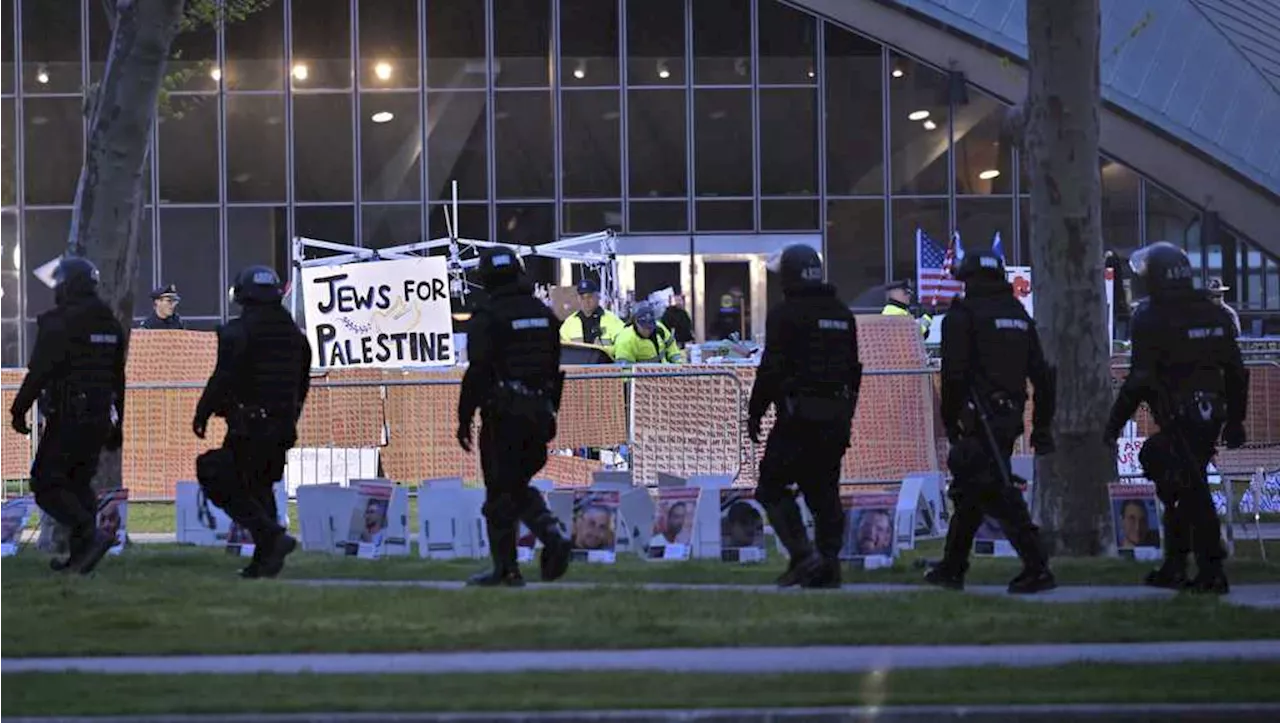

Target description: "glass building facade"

left=1, top=0, right=1277, bottom=365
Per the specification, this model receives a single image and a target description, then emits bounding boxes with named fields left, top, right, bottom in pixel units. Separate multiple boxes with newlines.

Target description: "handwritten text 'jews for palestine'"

left=311, top=274, right=452, bottom=367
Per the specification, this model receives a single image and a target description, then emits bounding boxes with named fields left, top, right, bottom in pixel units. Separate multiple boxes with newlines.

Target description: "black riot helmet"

left=1128, top=241, right=1193, bottom=296
left=231, top=265, right=284, bottom=305
left=53, top=256, right=101, bottom=303
left=954, top=249, right=1006, bottom=283
left=766, top=244, right=824, bottom=291
left=475, top=245, right=525, bottom=289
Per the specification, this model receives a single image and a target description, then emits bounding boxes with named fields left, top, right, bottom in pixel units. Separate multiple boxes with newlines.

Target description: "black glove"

left=104, top=425, right=123, bottom=452
left=1030, top=428, right=1055, bottom=455
left=747, top=417, right=762, bottom=445
left=456, top=421, right=473, bottom=453
left=1223, top=420, right=1246, bottom=450
left=192, top=416, right=208, bottom=440
left=10, top=411, right=30, bottom=436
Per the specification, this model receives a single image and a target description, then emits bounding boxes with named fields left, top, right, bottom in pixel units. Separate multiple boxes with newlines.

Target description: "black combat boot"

left=1144, top=557, right=1189, bottom=590
left=69, top=529, right=116, bottom=575
left=925, top=509, right=978, bottom=591
left=1006, top=530, right=1056, bottom=595
left=523, top=510, right=572, bottom=583
left=467, top=521, right=525, bottom=588
left=800, top=555, right=842, bottom=589
left=766, top=500, right=818, bottom=588
left=255, top=531, right=298, bottom=579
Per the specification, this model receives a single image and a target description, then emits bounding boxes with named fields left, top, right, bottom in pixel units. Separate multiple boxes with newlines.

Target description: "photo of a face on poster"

left=1109, top=483, right=1161, bottom=552
left=720, top=489, right=765, bottom=562
left=96, top=489, right=128, bottom=555
left=649, top=488, right=699, bottom=553
left=840, top=489, right=897, bottom=559
left=349, top=484, right=392, bottom=547
left=571, top=490, right=618, bottom=556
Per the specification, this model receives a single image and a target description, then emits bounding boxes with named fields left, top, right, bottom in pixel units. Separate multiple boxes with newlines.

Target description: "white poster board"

left=340, top=480, right=410, bottom=558
left=1005, top=266, right=1034, bottom=319
left=284, top=448, right=380, bottom=496
left=1, top=498, right=34, bottom=556
left=96, top=489, right=129, bottom=556
left=300, top=257, right=455, bottom=370
left=176, top=481, right=289, bottom=547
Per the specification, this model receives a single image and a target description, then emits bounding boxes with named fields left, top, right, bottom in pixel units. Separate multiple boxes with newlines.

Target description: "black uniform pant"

left=1139, top=429, right=1223, bottom=570
left=478, top=406, right=560, bottom=558
left=31, top=417, right=110, bottom=546
left=755, top=418, right=848, bottom=561
left=941, top=431, right=1044, bottom=574
left=197, top=432, right=289, bottom=550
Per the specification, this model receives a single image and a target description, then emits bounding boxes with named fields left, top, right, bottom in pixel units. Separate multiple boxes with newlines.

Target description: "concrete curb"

left=6, top=640, right=1280, bottom=675
left=8, top=704, right=1280, bottom=723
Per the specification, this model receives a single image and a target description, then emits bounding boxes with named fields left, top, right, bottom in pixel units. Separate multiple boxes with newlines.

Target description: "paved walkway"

left=10, top=705, right=1280, bottom=723
left=291, top=578, right=1280, bottom=609
left=6, top=640, right=1280, bottom=676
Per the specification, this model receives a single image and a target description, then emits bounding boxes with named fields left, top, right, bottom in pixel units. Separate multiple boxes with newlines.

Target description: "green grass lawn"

left=5, top=663, right=1280, bottom=717
left=3, top=546, right=1280, bottom=658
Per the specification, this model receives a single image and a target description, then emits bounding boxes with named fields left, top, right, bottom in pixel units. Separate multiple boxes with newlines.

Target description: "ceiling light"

left=36, top=68, right=49, bottom=84
left=807, top=68, right=815, bottom=78
left=922, top=119, right=937, bottom=130
left=375, top=62, right=393, bottom=81
left=978, top=169, right=1001, bottom=180
left=908, top=110, right=930, bottom=121
left=573, top=68, right=586, bottom=79
left=658, top=68, right=670, bottom=79
left=292, top=63, right=309, bottom=81
left=891, top=68, right=905, bottom=78
left=371, top=111, right=394, bottom=123
left=210, top=67, right=222, bottom=81
left=12, top=244, right=19, bottom=270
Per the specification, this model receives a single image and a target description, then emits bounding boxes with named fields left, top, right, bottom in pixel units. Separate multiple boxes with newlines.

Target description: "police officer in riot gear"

left=457, top=246, right=573, bottom=587
left=10, top=256, right=125, bottom=574
left=926, top=249, right=1058, bottom=594
left=194, top=265, right=311, bottom=579
left=748, top=244, right=861, bottom=589
left=1104, top=242, right=1247, bottom=594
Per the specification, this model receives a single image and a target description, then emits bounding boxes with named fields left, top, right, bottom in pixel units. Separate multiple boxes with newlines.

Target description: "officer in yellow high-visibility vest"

left=880, top=279, right=932, bottom=338
left=559, top=278, right=625, bottom=351
left=613, top=303, right=683, bottom=364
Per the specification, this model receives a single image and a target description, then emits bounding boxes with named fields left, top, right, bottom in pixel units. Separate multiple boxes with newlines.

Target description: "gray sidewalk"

left=290, top=578, right=1280, bottom=609
left=6, top=640, right=1280, bottom=675
left=10, top=705, right=1280, bottom=723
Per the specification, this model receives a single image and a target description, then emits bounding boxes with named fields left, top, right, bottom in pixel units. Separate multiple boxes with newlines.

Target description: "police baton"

left=969, top=390, right=1016, bottom=489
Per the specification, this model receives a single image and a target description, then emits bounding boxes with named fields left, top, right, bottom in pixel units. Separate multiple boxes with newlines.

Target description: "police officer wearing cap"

left=457, top=246, right=573, bottom=587
left=1104, top=242, right=1248, bottom=594
left=881, top=280, right=932, bottom=338
left=193, top=266, right=311, bottom=579
left=559, top=278, right=624, bottom=351
left=748, top=245, right=861, bottom=589
left=10, top=256, right=125, bottom=574
left=1206, top=277, right=1241, bottom=336
left=612, top=302, right=683, bottom=364
left=139, top=284, right=186, bottom=330
left=926, top=248, right=1057, bottom=594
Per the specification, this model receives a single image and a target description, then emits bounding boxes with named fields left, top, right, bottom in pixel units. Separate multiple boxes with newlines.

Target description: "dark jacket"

left=195, top=304, right=312, bottom=436
left=660, top=305, right=694, bottom=345
left=139, top=312, right=186, bottom=330
left=12, top=295, right=126, bottom=425
left=939, top=278, right=1055, bottom=440
left=458, top=281, right=563, bottom=426
left=1105, top=287, right=1248, bottom=436
left=749, top=284, right=862, bottom=424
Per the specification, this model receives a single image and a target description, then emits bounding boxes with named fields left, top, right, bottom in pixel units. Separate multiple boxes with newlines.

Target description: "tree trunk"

left=38, top=0, right=184, bottom=552
left=1024, top=0, right=1115, bottom=556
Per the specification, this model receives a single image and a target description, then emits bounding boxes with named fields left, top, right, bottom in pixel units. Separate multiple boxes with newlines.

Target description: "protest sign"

left=301, top=257, right=454, bottom=369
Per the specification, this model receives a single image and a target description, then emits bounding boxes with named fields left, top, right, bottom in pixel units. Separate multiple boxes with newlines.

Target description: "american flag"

left=916, top=227, right=964, bottom=309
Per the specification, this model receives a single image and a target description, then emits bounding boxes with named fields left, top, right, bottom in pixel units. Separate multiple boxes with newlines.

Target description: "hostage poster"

left=301, top=257, right=455, bottom=369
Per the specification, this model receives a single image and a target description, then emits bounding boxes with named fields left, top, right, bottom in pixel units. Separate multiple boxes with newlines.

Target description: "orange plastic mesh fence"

left=5, top=326, right=1275, bottom=497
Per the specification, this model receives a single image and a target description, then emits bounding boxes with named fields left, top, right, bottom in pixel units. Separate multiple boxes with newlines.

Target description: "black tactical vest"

left=231, top=306, right=308, bottom=414
left=487, top=288, right=559, bottom=386
left=50, top=298, right=123, bottom=416
left=952, top=291, right=1036, bottom=405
